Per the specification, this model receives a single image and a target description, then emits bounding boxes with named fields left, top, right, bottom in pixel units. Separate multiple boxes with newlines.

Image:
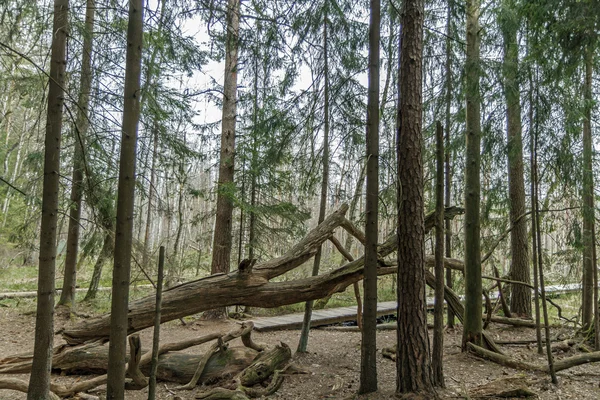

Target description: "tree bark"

left=209, top=0, right=241, bottom=318
left=432, top=121, right=445, bottom=387
left=298, top=11, right=331, bottom=354
left=84, top=229, right=113, bottom=301
left=463, top=0, right=484, bottom=350
left=396, top=0, right=433, bottom=395
left=500, top=0, right=531, bottom=318
left=359, top=0, right=379, bottom=393
left=28, top=0, right=69, bottom=398
left=444, top=0, right=455, bottom=329
left=581, top=47, right=594, bottom=330
left=106, top=0, right=143, bottom=397
left=142, top=126, right=159, bottom=270
left=57, top=0, right=95, bottom=312
left=63, top=204, right=349, bottom=344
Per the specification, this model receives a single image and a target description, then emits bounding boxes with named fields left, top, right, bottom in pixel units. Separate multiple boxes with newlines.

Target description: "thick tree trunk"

left=64, top=204, right=349, bottom=344
left=396, top=0, right=433, bottom=395
left=500, top=0, right=531, bottom=318
left=49, top=345, right=259, bottom=384
left=463, top=0, right=484, bottom=350
left=359, top=0, right=379, bottom=393
left=28, top=1, right=69, bottom=398
left=209, top=0, right=240, bottom=316
left=298, top=13, right=331, bottom=354
left=57, top=0, right=95, bottom=312
left=61, top=205, right=461, bottom=345
left=432, top=121, right=445, bottom=387
left=106, top=0, right=143, bottom=397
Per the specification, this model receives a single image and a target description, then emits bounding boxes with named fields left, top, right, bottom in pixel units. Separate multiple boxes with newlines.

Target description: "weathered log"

left=0, top=323, right=255, bottom=375
left=62, top=205, right=463, bottom=344
left=239, top=343, right=291, bottom=386
left=63, top=205, right=350, bottom=344
left=49, top=343, right=244, bottom=378
left=468, top=342, right=600, bottom=373
left=469, top=376, right=537, bottom=398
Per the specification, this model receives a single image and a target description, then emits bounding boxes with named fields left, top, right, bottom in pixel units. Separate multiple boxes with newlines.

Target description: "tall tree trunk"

left=444, top=0, right=455, bottom=329
left=57, top=0, right=96, bottom=312
left=532, top=114, right=558, bottom=384
left=106, top=0, right=143, bottom=397
left=209, top=0, right=240, bottom=318
left=432, top=121, right=445, bottom=387
left=359, top=0, right=379, bottom=392
left=581, top=47, right=594, bottom=330
left=247, top=50, right=260, bottom=261
left=298, top=12, right=330, bottom=354
left=142, top=126, right=158, bottom=269
left=500, top=1, right=530, bottom=318
left=528, top=56, right=543, bottom=354
left=396, top=0, right=433, bottom=395
left=462, top=0, right=484, bottom=350
left=27, top=0, right=69, bottom=398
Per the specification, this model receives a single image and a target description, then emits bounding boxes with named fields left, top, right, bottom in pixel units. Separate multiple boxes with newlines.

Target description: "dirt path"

left=0, top=306, right=599, bottom=399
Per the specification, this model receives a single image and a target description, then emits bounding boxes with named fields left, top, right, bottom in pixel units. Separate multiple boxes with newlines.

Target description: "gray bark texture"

left=28, top=0, right=69, bottom=398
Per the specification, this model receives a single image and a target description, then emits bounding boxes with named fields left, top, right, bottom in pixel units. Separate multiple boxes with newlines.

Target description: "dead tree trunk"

left=61, top=205, right=462, bottom=345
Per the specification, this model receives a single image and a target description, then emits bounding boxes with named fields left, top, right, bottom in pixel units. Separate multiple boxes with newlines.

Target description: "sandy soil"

left=1, top=306, right=599, bottom=399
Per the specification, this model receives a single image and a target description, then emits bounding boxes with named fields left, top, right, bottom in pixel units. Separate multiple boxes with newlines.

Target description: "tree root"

left=0, top=377, right=61, bottom=400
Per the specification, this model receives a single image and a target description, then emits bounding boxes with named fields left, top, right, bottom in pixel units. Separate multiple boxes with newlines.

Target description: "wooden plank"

left=249, top=284, right=582, bottom=332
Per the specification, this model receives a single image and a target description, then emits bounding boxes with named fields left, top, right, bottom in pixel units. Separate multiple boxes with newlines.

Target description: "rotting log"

left=239, top=343, right=291, bottom=386
left=62, top=206, right=463, bottom=344
left=469, top=376, right=537, bottom=398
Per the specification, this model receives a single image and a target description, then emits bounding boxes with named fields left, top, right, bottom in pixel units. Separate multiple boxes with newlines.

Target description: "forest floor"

left=0, top=304, right=599, bottom=399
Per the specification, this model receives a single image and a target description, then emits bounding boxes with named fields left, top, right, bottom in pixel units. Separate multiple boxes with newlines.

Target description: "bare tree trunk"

left=57, top=0, right=95, bottom=312
left=209, top=0, right=240, bottom=318
left=396, top=0, right=433, bottom=395
left=432, top=121, right=445, bottom=387
left=462, top=0, right=484, bottom=350
left=28, top=0, right=69, bottom=398
left=529, top=61, right=543, bottom=354
left=582, top=47, right=594, bottom=330
left=500, top=0, right=530, bottom=318
left=298, top=12, right=331, bottom=354
left=444, top=0, right=455, bottom=329
left=533, top=123, right=558, bottom=384
left=106, top=0, right=143, bottom=397
left=142, top=127, right=159, bottom=269
left=359, top=0, right=379, bottom=392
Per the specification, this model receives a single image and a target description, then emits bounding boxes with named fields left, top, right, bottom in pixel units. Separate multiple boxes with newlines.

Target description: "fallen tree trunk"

left=62, top=206, right=463, bottom=344
left=467, top=342, right=600, bottom=373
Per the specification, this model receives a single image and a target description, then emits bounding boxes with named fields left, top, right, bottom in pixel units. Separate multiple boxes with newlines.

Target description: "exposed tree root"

left=0, top=377, right=60, bottom=400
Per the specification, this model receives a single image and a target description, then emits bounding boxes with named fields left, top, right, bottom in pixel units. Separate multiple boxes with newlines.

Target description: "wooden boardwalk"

left=250, top=282, right=581, bottom=332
